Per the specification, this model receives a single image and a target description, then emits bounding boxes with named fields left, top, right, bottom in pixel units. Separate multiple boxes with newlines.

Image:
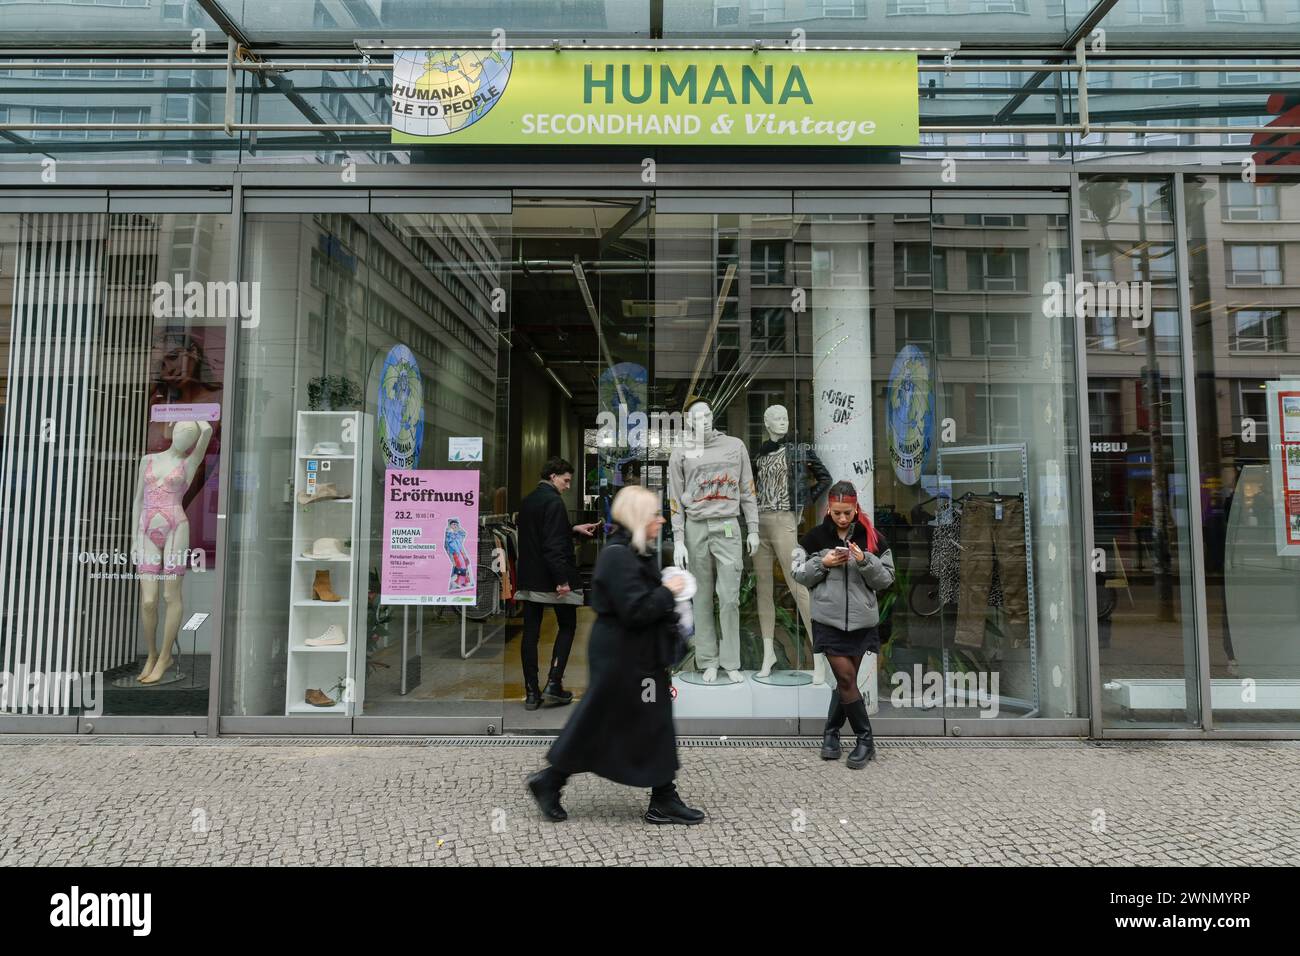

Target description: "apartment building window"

left=753, top=0, right=788, bottom=22
left=1089, top=382, right=1124, bottom=435
left=1222, top=114, right=1264, bottom=146
left=968, top=248, right=1028, bottom=292
left=1128, top=180, right=1174, bottom=222
left=1131, top=0, right=1183, bottom=25
left=1133, top=120, right=1194, bottom=148
left=713, top=0, right=740, bottom=26
left=888, top=0, right=944, bottom=14
left=752, top=240, right=787, bottom=286
left=1222, top=58, right=1280, bottom=85
left=1227, top=244, right=1283, bottom=285
left=817, top=0, right=866, bottom=15
left=1210, top=0, right=1265, bottom=22
left=1154, top=310, right=1181, bottom=353
left=971, top=132, right=1027, bottom=158
left=1082, top=242, right=1115, bottom=282
left=971, top=386, right=1024, bottom=442
left=1230, top=309, right=1288, bottom=351
left=964, top=213, right=1027, bottom=228
left=969, top=313, right=1027, bottom=357
left=31, top=106, right=148, bottom=140
left=750, top=307, right=787, bottom=353
left=1134, top=243, right=1177, bottom=282
left=971, top=0, right=1029, bottom=13
left=1222, top=181, right=1280, bottom=220
left=896, top=310, right=951, bottom=356
left=894, top=243, right=933, bottom=288
left=1086, top=313, right=1121, bottom=351
left=811, top=243, right=871, bottom=288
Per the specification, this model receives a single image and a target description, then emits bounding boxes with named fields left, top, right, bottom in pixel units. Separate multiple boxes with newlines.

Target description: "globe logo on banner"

left=391, top=50, right=513, bottom=138
left=886, top=345, right=934, bottom=486
left=378, top=345, right=424, bottom=469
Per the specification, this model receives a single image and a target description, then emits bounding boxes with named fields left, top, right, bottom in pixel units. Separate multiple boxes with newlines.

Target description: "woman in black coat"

left=527, top=484, right=705, bottom=825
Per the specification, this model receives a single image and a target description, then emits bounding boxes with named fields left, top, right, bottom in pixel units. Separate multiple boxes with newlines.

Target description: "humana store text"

left=1, top=1, right=1299, bottom=739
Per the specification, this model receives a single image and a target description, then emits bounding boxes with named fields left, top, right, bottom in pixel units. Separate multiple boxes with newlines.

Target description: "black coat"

left=547, top=529, right=679, bottom=788
left=517, top=480, right=577, bottom=592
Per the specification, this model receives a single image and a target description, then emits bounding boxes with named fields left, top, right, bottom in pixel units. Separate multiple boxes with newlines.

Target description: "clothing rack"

left=936, top=442, right=1039, bottom=717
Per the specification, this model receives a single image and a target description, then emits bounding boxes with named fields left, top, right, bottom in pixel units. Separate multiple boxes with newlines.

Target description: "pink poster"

left=381, top=469, right=479, bottom=605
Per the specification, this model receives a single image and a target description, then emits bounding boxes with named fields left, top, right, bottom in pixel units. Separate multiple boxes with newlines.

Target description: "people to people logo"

left=886, top=345, right=935, bottom=486
left=391, top=50, right=513, bottom=138
left=378, top=344, right=424, bottom=469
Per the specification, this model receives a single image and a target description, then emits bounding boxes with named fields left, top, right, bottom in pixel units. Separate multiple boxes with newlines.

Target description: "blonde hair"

left=611, top=484, right=661, bottom=554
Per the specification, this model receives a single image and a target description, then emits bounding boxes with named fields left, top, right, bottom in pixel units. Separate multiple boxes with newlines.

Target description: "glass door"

left=503, top=194, right=651, bottom=732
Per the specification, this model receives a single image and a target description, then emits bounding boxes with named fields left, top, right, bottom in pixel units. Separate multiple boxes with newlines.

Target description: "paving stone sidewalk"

left=0, top=738, right=1296, bottom=866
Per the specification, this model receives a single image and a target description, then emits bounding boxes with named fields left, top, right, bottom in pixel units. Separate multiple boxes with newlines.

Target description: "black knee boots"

left=843, top=697, right=877, bottom=769
left=821, top=694, right=844, bottom=760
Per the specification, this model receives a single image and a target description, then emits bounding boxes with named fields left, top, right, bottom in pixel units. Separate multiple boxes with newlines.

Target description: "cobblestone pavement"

left=1, top=738, right=1297, bottom=866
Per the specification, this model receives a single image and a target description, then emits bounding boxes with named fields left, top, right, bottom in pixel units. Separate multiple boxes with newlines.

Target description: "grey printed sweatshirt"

left=668, top=430, right=759, bottom=537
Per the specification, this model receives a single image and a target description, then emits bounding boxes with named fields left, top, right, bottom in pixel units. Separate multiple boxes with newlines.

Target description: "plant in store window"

left=307, top=375, right=363, bottom=411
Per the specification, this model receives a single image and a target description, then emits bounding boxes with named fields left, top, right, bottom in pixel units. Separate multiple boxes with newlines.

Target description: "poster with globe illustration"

left=391, top=50, right=514, bottom=139
left=886, top=345, right=935, bottom=486
left=377, top=344, right=424, bottom=470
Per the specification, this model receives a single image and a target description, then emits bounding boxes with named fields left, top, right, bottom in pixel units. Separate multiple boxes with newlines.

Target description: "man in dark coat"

left=516, top=457, right=598, bottom=709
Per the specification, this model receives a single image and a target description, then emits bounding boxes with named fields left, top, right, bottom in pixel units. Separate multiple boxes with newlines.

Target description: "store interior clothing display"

left=928, top=492, right=1030, bottom=649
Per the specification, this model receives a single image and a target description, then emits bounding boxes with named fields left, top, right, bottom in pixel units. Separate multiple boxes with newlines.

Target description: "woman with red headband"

left=791, top=480, right=896, bottom=768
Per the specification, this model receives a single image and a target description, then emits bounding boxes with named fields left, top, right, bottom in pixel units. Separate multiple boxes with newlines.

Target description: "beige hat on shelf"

left=297, top=482, right=351, bottom=506
left=302, top=537, right=350, bottom=560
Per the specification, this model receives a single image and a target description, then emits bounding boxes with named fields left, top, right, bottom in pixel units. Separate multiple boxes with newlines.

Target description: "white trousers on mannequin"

left=753, top=510, right=813, bottom=654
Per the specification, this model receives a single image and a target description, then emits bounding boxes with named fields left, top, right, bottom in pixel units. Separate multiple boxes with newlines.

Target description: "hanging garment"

left=954, top=497, right=1029, bottom=648
left=930, top=505, right=962, bottom=605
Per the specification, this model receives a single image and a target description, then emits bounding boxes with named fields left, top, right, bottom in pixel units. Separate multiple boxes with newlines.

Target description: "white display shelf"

left=284, top=410, right=372, bottom=717
left=288, top=701, right=347, bottom=715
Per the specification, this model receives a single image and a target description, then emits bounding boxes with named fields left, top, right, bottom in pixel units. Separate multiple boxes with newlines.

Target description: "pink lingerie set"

left=138, top=456, right=189, bottom=575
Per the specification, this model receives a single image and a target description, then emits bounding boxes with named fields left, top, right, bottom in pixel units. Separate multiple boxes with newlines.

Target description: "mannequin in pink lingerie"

left=131, top=419, right=213, bottom=684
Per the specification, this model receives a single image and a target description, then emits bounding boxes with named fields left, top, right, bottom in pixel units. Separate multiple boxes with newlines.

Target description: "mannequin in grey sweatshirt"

left=668, top=401, right=759, bottom=683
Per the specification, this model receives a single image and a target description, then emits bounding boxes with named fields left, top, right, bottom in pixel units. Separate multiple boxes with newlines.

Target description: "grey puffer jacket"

left=791, top=516, right=895, bottom=632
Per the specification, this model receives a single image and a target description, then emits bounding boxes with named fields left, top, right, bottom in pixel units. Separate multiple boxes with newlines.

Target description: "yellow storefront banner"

left=391, top=50, right=918, bottom=146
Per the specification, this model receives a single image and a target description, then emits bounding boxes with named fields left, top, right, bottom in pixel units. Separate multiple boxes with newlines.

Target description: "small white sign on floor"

left=181, top=612, right=210, bottom=632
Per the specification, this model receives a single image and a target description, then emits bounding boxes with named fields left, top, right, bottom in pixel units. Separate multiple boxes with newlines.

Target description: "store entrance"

left=502, top=196, right=652, bottom=732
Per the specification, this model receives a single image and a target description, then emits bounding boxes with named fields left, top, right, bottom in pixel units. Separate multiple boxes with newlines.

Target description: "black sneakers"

left=645, top=786, right=706, bottom=826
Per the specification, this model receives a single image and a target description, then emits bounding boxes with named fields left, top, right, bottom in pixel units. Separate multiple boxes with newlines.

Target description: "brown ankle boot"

left=312, top=569, right=342, bottom=602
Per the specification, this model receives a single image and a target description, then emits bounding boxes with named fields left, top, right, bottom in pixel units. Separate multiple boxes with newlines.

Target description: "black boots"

left=843, top=697, right=877, bottom=769
left=821, top=694, right=844, bottom=760
left=526, top=767, right=568, bottom=821
left=524, top=680, right=543, bottom=711
left=542, top=670, right=573, bottom=707
left=645, top=783, right=706, bottom=825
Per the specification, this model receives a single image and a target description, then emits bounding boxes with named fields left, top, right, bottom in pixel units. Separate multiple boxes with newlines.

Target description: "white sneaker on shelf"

left=305, top=624, right=346, bottom=647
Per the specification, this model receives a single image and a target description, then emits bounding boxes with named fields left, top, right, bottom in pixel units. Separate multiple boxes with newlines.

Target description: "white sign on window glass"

left=449, top=437, right=484, bottom=462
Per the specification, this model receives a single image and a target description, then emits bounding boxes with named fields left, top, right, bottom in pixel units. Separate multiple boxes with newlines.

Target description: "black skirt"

left=813, top=620, right=880, bottom=656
